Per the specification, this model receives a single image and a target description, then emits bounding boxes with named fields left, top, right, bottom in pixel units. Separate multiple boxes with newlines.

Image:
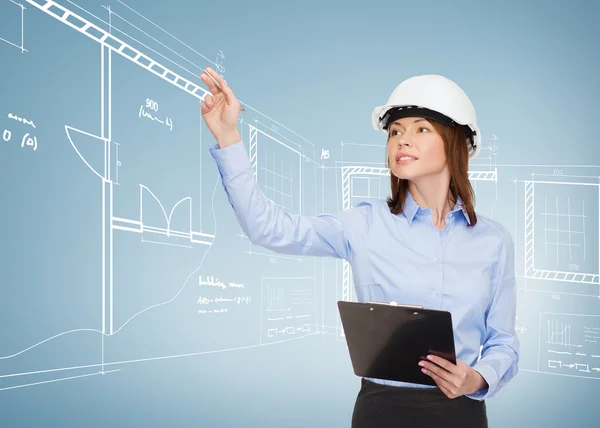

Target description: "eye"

left=389, top=128, right=428, bottom=136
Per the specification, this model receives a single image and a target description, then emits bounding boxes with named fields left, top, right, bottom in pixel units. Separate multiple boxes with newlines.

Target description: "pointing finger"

left=205, top=66, right=224, bottom=86
left=200, top=72, right=220, bottom=95
left=219, top=79, right=240, bottom=108
left=205, top=66, right=239, bottom=107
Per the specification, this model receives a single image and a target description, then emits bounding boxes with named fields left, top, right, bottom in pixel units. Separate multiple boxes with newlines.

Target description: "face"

left=386, top=117, right=447, bottom=182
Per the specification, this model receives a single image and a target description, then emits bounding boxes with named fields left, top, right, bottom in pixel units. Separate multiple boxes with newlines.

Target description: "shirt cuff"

left=208, top=140, right=251, bottom=178
left=466, top=361, right=498, bottom=401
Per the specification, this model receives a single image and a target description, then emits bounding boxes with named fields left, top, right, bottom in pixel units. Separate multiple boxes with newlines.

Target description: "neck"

left=408, top=173, right=454, bottom=228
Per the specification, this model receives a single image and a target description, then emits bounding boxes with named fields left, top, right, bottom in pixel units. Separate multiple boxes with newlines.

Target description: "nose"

left=397, top=134, right=413, bottom=147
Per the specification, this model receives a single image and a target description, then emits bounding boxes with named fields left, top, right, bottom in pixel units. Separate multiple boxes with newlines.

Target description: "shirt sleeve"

left=466, top=227, right=520, bottom=401
left=208, top=140, right=372, bottom=261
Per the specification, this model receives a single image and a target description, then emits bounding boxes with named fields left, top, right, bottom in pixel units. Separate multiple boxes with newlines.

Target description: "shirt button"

left=434, top=290, right=439, bottom=295
left=433, top=257, right=439, bottom=262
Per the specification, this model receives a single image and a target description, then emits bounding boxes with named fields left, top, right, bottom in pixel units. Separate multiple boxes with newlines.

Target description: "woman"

left=199, top=67, right=519, bottom=428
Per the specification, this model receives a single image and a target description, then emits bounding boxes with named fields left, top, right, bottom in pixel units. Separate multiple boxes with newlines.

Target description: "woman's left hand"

left=418, top=355, right=487, bottom=399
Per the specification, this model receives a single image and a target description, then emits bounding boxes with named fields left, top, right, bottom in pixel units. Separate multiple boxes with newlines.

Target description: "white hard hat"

left=371, top=74, right=481, bottom=160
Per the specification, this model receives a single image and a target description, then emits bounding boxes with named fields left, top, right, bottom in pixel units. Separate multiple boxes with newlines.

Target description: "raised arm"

left=199, top=66, right=371, bottom=261
left=209, top=140, right=371, bottom=259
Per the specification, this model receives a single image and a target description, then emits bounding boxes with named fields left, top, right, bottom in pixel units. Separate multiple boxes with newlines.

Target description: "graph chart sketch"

left=539, top=312, right=600, bottom=379
left=261, top=277, right=316, bottom=344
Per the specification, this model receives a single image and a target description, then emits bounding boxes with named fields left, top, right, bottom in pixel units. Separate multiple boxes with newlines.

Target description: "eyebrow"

left=390, top=119, right=429, bottom=128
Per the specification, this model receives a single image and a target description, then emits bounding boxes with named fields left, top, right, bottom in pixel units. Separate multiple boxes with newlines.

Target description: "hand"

left=418, top=354, right=487, bottom=399
left=199, top=66, right=241, bottom=148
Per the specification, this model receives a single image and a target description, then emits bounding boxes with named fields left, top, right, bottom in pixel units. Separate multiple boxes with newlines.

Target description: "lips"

left=396, top=153, right=418, bottom=162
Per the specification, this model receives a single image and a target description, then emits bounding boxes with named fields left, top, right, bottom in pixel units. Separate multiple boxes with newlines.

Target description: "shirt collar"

left=402, top=191, right=471, bottom=225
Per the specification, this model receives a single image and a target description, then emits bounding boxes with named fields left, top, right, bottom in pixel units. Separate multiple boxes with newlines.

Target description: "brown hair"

left=385, top=121, right=477, bottom=226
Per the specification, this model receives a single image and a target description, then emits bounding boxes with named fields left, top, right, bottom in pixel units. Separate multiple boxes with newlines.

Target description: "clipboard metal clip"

left=366, top=301, right=423, bottom=309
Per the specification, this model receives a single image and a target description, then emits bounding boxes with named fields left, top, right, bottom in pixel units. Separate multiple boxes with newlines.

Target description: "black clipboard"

left=337, top=300, right=456, bottom=386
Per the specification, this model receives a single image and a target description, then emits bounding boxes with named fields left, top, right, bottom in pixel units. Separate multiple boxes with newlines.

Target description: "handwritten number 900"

left=145, top=98, right=158, bottom=112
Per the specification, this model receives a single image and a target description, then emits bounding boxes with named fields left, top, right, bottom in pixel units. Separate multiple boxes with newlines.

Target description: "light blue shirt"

left=209, top=140, right=519, bottom=401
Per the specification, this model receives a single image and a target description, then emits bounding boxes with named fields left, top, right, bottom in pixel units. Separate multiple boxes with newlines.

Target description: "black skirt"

left=351, top=378, right=488, bottom=428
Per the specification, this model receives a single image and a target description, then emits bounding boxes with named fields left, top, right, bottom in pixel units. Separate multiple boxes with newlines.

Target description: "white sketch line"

left=524, top=268, right=598, bottom=285
left=66, top=125, right=214, bottom=244
left=2, top=0, right=323, bottom=392
left=548, top=350, right=572, bottom=355
left=141, top=238, right=191, bottom=249
left=351, top=176, right=370, bottom=198
left=547, top=320, right=574, bottom=347
left=11, top=0, right=322, bottom=387
left=112, top=224, right=213, bottom=246
left=65, top=126, right=110, bottom=181
left=264, top=185, right=293, bottom=199
left=535, top=173, right=599, bottom=179
left=260, top=166, right=293, bottom=182
left=261, top=277, right=317, bottom=343
left=18, top=0, right=25, bottom=53
left=517, top=286, right=600, bottom=298
left=248, top=123, right=303, bottom=232
left=65, top=0, right=202, bottom=84
left=254, top=120, right=302, bottom=150
left=525, top=180, right=599, bottom=187
left=69, top=0, right=207, bottom=84
left=110, top=175, right=114, bottom=335
left=101, top=4, right=206, bottom=74
left=0, top=174, right=221, bottom=363
left=0, top=36, right=26, bottom=51
left=0, top=0, right=27, bottom=52
left=100, top=32, right=113, bottom=337
left=537, top=313, right=600, bottom=380
left=334, top=161, right=387, bottom=166
left=25, top=0, right=210, bottom=100
left=140, top=185, right=192, bottom=236
left=340, top=142, right=384, bottom=147
left=111, top=175, right=219, bottom=336
left=584, top=199, right=588, bottom=263
left=1, top=333, right=319, bottom=382
left=523, top=179, right=599, bottom=286
left=28, top=0, right=324, bottom=173
left=0, top=328, right=101, bottom=360
left=520, top=368, right=600, bottom=380
left=243, top=251, right=303, bottom=262
left=116, top=0, right=216, bottom=67
left=0, top=370, right=121, bottom=392
left=45, top=0, right=321, bottom=171
left=502, top=164, right=600, bottom=168
left=252, top=125, right=302, bottom=157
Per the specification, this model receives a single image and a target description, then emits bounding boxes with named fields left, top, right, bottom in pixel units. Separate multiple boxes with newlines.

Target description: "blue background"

left=1, top=0, right=599, bottom=426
